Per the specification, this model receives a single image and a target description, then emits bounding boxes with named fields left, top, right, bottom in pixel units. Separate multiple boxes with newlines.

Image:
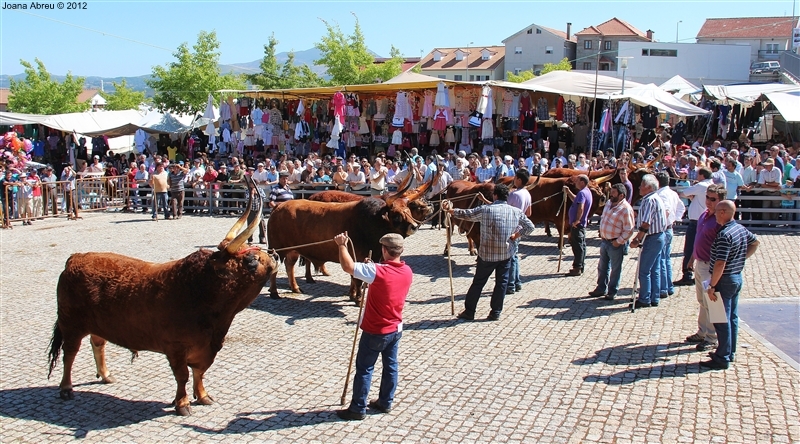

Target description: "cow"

left=47, top=177, right=278, bottom=416
left=304, top=187, right=434, bottom=279
left=267, top=174, right=433, bottom=302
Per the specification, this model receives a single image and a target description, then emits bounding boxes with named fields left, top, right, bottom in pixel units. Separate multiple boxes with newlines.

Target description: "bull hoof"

left=291, top=287, right=302, bottom=294
left=469, top=250, right=477, bottom=256
left=305, top=277, right=316, bottom=284
left=321, top=270, right=331, bottom=277
left=197, top=395, right=215, bottom=406
left=269, top=292, right=282, bottom=300
left=175, top=405, right=192, bottom=416
left=96, top=374, right=116, bottom=384
left=59, top=388, right=74, bottom=400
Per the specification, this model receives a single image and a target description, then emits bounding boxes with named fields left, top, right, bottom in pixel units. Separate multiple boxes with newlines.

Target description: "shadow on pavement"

left=573, top=341, right=696, bottom=366
left=0, top=386, right=169, bottom=439
left=583, top=362, right=707, bottom=385
left=185, top=408, right=335, bottom=433
left=519, top=296, right=630, bottom=320
left=403, top=317, right=461, bottom=331
left=248, top=290, right=349, bottom=325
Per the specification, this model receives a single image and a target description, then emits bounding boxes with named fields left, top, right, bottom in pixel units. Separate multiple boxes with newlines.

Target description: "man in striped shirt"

left=590, top=183, right=635, bottom=300
left=444, top=184, right=535, bottom=321
left=700, top=201, right=759, bottom=370
left=630, top=174, right=668, bottom=308
left=475, top=156, right=495, bottom=183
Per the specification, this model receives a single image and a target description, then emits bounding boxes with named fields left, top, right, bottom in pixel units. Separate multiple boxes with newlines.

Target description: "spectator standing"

left=29, top=170, right=43, bottom=219
left=444, top=184, right=535, bottom=321
left=506, top=169, right=532, bottom=294
left=41, top=166, right=58, bottom=216
left=134, top=164, right=150, bottom=212
left=60, top=165, right=77, bottom=218
left=722, top=156, right=745, bottom=217
left=630, top=174, right=668, bottom=308
left=347, top=164, right=367, bottom=190
left=167, top=162, right=188, bottom=219
left=475, top=156, right=495, bottom=183
left=590, top=183, right=635, bottom=300
left=228, top=164, right=246, bottom=213
left=149, top=162, right=169, bottom=221
left=1, top=170, right=17, bottom=225
left=700, top=201, right=759, bottom=370
left=370, top=158, right=388, bottom=196
left=757, top=158, right=782, bottom=222
left=656, top=172, right=686, bottom=300
left=562, top=174, right=592, bottom=276
left=333, top=232, right=413, bottom=421
left=676, top=168, right=713, bottom=286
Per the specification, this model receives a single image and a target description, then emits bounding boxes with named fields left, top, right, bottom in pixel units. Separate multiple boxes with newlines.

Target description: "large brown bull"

left=47, top=177, right=278, bottom=416
left=267, top=175, right=432, bottom=302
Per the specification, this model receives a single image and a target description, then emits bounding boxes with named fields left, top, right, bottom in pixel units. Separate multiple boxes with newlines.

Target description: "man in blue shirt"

left=563, top=175, right=592, bottom=276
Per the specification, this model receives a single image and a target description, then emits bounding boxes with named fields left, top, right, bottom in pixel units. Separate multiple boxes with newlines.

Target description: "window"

left=583, top=62, right=592, bottom=70
left=604, top=41, right=612, bottom=50
left=469, top=75, right=475, bottom=81
left=481, top=49, right=491, bottom=60
left=454, top=75, right=463, bottom=81
left=485, top=75, right=491, bottom=81
left=433, top=51, right=442, bottom=62
left=650, top=49, right=678, bottom=57
left=455, top=50, right=464, bottom=61
left=766, top=43, right=779, bottom=54
left=514, top=68, right=522, bottom=75
left=536, top=28, right=542, bottom=34
left=545, top=46, right=553, bottom=54
left=527, top=29, right=532, bottom=34
left=584, top=40, right=592, bottom=49
left=515, top=46, right=523, bottom=54
left=642, top=49, right=650, bottom=56
left=437, top=75, right=446, bottom=79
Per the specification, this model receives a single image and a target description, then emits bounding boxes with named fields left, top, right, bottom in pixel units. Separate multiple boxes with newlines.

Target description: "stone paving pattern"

left=0, top=212, right=798, bottom=443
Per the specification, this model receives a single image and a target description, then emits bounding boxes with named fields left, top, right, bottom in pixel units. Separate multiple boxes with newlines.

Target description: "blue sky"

left=1, top=0, right=797, bottom=78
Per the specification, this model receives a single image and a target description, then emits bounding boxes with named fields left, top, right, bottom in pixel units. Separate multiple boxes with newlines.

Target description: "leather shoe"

left=457, top=311, right=474, bottom=321
left=686, top=333, right=704, bottom=343
left=588, top=289, right=607, bottom=297
left=515, top=285, right=522, bottom=292
left=674, top=277, right=694, bottom=286
left=565, top=268, right=582, bottom=276
left=696, top=341, right=717, bottom=351
left=486, top=312, right=501, bottom=321
left=660, top=292, right=669, bottom=299
left=629, top=300, right=651, bottom=309
left=604, top=294, right=616, bottom=301
left=651, top=301, right=659, bottom=307
left=368, top=400, right=391, bottom=413
left=506, top=288, right=515, bottom=295
left=699, top=359, right=729, bottom=370
left=336, top=409, right=366, bottom=420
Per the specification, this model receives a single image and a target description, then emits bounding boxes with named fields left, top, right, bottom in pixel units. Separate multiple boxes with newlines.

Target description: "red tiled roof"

left=0, top=88, right=9, bottom=105
left=76, top=89, right=99, bottom=103
left=574, top=17, right=649, bottom=39
left=542, top=26, right=577, bottom=43
left=374, top=57, right=421, bottom=73
left=421, top=46, right=506, bottom=71
left=697, top=17, right=799, bottom=39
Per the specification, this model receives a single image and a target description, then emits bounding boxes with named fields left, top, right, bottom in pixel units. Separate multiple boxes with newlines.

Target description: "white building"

left=502, top=23, right=577, bottom=77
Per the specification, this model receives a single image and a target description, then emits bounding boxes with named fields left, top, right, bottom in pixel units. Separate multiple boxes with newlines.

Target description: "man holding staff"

left=334, top=232, right=413, bottom=421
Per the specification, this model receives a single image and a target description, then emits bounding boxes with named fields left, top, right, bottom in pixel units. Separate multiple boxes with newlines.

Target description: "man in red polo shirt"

left=334, top=231, right=413, bottom=421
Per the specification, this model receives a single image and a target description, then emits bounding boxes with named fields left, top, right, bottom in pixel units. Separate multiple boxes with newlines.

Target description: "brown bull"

left=268, top=175, right=432, bottom=302
left=47, top=177, right=278, bottom=416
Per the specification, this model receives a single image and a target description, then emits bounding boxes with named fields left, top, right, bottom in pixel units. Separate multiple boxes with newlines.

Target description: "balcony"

left=758, top=49, right=788, bottom=60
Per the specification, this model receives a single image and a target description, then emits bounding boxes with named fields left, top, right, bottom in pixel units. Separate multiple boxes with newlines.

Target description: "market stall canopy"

left=659, top=75, right=699, bottom=93
left=601, top=83, right=711, bottom=116
left=36, top=109, right=144, bottom=136
left=703, top=83, right=800, bottom=105
left=764, top=91, right=800, bottom=122
left=0, top=111, right=49, bottom=126
left=499, top=71, right=642, bottom=97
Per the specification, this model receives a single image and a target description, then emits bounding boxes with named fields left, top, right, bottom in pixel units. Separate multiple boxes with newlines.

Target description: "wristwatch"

left=708, top=285, right=715, bottom=291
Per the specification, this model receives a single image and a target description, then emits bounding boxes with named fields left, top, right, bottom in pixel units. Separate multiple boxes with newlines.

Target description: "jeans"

left=152, top=192, right=169, bottom=218
left=681, top=220, right=698, bottom=279
left=464, top=256, right=511, bottom=316
left=596, top=239, right=624, bottom=296
left=506, top=239, right=521, bottom=289
left=711, top=274, right=743, bottom=364
left=659, top=228, right=675, bottom=295
left=637, top=232, right=665, bottom=305
left=348, top=330, right=402, bottom=414
left=569, top=225, right=586, bottom=271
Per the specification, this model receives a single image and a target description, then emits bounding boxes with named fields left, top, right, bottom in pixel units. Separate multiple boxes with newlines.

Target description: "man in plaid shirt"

left=443, top=184, right=535, bottom=321
left=589, top=183, right=635, bottom=300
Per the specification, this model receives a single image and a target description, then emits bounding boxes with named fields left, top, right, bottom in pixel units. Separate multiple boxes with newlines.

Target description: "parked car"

left=750, top=61, right=781, bottom=74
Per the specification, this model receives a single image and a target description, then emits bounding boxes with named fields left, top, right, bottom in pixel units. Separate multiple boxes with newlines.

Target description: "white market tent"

left=500, top=70, right=643, bottom=97
left=659, top=75, right=699, bottom=93
left=0, top=109, right=199, bottom=138
left=601, top=83, right=711, bottom=116
left=764, top=90, right=800, bottom=122
left=703, top=83, right=799, bottom=105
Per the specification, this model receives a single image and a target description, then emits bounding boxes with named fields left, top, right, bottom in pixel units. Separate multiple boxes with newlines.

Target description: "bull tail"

left=47, top=321, right=63, bottom=379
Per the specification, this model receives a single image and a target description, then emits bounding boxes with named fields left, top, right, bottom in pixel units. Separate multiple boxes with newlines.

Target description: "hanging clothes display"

left=445, top=127, right=456, bottom=144
left=429, top=130, right=440, bottom=147
left=536, top=97, right=549, bottom=120
left=434, top=82, right=448, bottom=107
left=333, top=92, right=346, bottom=124
left=422, top=90, right=434, bottom=118
left=563, top=100, right=577, bottom=124
left=327, top=117, right=343, bottom=149
left=391, top=129, right=403, bottom=145
left=520, top=92, right=532, bottom=114
left=641, top=105, right=659, bottom=129
left=433, top=108, right=449, bottom=132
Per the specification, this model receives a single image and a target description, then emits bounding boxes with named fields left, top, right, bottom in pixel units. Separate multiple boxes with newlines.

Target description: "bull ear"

left=524, top=174, right=541, bottom=191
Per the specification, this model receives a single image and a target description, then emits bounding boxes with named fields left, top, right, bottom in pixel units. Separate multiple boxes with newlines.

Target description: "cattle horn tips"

left=524, top=174, right=541, bottom=191
left=219, top=176, right=259, bottom=253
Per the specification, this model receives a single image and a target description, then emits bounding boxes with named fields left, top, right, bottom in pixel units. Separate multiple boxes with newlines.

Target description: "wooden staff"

left=557, top=191, right=567, bottom=272
left=445, top=210, right=455, bottom=315
left=341, top=249, right=371, bottom=406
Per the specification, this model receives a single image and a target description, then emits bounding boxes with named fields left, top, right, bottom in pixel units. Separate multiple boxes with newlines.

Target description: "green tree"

left=314, top=14, right=402, bottom=85
left=506, top=69, right=535, bottom=83
left=8, top=58, right=88, bottom=114
left=248, top=33, right=323, bottom=89
left=101, top=79, right=146, bottom=110
left=540, top=57, right=572, bottom=75
left=147, top=31, right=245, bottom=115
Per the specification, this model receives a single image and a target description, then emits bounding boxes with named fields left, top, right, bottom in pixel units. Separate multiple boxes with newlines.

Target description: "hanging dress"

left=391, top=129, right=403, bottom=145
left=333, top=92, right=346, bottom=124
left=433, top=108, right=448, bottom=132
left=508, top=93, right=521, bottom=119
left=445, top=127, right=456, bottom=144
left=434, top=82, right=448, bottom=107
left=422, top=90, right=434, bottom=118
left=429, top=130, right=440, bottom=147
left=327, top=116, right=343, bottom=149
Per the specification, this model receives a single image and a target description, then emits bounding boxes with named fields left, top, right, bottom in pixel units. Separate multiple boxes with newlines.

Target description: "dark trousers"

left=43, top=188, right=58, bottom=215
left=569, top=225, right=586, bottom=271
left=681, top=219, right=698, bottom=279
left=464, top=256, right=511, bottom=316
left=169, top=190, right=185, bottom=218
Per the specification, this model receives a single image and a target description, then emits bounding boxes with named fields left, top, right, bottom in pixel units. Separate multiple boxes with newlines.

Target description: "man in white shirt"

left=676, top=168, right=713, bottom=285
left=370, top=158, right=388, bottom=196
left=550, top=149, right=568, bottom=169
left=427, top=162, right=453, bottom=199
left=386, top=159, right=399, bottom=184
left=757, top=157, right=782, bottom=221
left=656, top=172, right=685, bottom=299
left=506, top=169, right=533, bottom=294
left=476, top=156, right=495, bottom=183
left=347, top=164, right=367, bottom=190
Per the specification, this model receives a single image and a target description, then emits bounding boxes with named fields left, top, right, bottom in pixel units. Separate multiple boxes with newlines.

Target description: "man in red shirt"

left=334, top=232, right=413, bottom=421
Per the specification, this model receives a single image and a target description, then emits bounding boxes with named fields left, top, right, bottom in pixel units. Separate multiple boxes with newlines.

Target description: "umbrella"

left=203, top=94, right=216, bottom=120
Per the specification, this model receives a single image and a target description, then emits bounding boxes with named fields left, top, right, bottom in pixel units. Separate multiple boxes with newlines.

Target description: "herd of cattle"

left=47, top=159, right=656, bottom=415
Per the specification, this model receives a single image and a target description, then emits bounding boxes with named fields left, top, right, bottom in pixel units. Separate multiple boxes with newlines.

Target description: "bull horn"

left=524, top=174, right=541, bottom=191
left=593, top=170, right=616, bottom=185
left=218, top=178, right=254, bottom=251
left=404, top=174, right=434, bottom=202
left=225, top=176, right=262, bottom=254
left=646, top=151, right=662, bottom=169
left=385, top=162, right=414, bottom=205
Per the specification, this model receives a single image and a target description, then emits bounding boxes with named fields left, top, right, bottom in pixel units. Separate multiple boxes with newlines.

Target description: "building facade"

left=696, top=16, right=800, bottom=66
left=574, top=17, right=652, bottom=72
left=502, top=23, right=577, bottom=77
left=419, top=46, right=505, bottom=81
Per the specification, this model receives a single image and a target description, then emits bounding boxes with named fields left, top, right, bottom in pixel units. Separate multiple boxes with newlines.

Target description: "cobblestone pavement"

left=1, top=212, right=798, bottom=443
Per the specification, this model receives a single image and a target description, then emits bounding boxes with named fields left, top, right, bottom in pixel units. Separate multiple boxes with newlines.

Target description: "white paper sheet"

left=703, top=279, right=728, bottom=323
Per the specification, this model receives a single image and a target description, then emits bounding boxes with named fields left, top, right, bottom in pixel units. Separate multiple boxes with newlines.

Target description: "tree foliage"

left=8, top=58, right=88, bottom=114
left=100, top=79, right=146, bottom=111
left=247, top=33, right=323, bottom=89
left=506, top=69, right=536, bottom=83
left=540, top=58, right=573, bottom=75
left=147, top=31, right=245, bottom=115
left=314, top=14, right=403, bottom=85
